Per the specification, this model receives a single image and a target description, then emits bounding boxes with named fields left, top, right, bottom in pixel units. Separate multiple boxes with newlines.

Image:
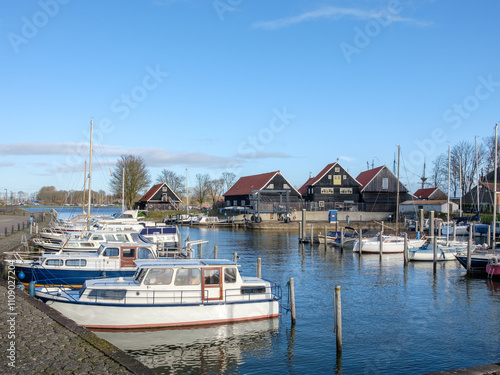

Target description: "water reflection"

left=95, top=319, right=279, bottom=374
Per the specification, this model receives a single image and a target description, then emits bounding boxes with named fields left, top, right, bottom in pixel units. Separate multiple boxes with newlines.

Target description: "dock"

left=0, top=212, right=153, bottom=374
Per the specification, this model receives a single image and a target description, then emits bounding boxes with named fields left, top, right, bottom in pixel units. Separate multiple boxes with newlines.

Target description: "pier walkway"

left=0, top=213, right=153, bottom=374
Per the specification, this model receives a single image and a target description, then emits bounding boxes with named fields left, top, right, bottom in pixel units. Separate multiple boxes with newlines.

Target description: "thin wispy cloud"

left=235, top=151, right=294, bottom=160
left=0, top=142, right=240, bottom=172
left=252, top=6, right=431, bottom=30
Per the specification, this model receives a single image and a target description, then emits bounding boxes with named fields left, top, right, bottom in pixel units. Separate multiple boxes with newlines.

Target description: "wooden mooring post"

left=301, top=209, right=306, bottom=241
left=430, top=211, right=436, bottom=267
left=358, top=229, right=363, bottom=258
left=214, top=245, right=217, bottom=259
left=403, top=232, right=408, bottom=266
left=257, top=258, right=261, bottom=278
left=289, top=277, right=296, bottom=325
left=467, top=224, right=473, bottom=274
left=487, top=226, right=491, bottom=248
left=233, top=252, right=238, bottom=263
left=334, top=285, right=342, bottom=353
left=340, top=229, right=344, bottom=252
left=379, top=221, right=384, bottom=258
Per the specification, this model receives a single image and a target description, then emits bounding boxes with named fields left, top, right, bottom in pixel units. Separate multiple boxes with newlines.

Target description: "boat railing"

left=81, top=283, right=282, bottom=305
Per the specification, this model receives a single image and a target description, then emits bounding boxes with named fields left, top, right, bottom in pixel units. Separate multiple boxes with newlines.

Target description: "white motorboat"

left=409, top=240, right=467, bottom=261
left=353, top=234, right=426, bottom=253
left=34, top=258, right=281, bottom=330
left=440, top=221, right=469, bottom=236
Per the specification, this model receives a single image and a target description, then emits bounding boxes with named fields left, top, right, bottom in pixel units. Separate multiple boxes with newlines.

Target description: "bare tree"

left=482, top=134, right=499, bottom=175
left=156, top=169, right=185, bottom=197
left=193, top=173, right=211, bottom=207
left=207, top=178, right=224, bottom=204
left=221, top=172, right=237, bottom=193
left=431, top=153, right=448, bottom=193
left=450, top=141, right=477, bottom=197
left=109, top=155, right=151, bottom=209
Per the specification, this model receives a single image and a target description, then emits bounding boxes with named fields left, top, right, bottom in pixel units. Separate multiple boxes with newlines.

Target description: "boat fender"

left=293, top=216, right=296, bottom=220
left=28, top=281, right=35, bottom=297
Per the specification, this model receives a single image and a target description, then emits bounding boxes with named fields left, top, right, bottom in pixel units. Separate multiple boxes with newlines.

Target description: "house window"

left=343, top=175, right=346, bottom=180
left=233, top=200, right=237, bottom=206
left=284, top=183, right=289, bottom=189
left=267, top=183, right=274, bottom=189
left=382, top=178, right=389, bottom=190
left=241, top=200, right=245, bottom=206
left=335, top=167, right=340, bottom=172
left=328, top=175, right=332, bottom=180
left=333, top=175, right=341, bottom=186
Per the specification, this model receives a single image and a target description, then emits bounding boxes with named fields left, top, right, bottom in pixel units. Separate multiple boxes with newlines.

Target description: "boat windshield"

left=134, top=268, right=148, bottom=284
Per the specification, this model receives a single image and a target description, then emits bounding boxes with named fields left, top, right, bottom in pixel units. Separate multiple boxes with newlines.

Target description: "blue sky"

left=1, top=0, right=499, bottom=198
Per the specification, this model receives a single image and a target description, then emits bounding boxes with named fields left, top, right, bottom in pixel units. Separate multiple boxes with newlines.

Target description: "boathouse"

left=135, top=183, right=181, bottom=211
left=399, top=199, right=458, bottom=214
left=356, top=166, right=413, bottom=212
left=461, top=167, right=500, bottom=213
left=298, top=162, right=361, bottom=211
left=413, top=187, right=447, bottom=201
left=223, top=171, right=301, bottom=210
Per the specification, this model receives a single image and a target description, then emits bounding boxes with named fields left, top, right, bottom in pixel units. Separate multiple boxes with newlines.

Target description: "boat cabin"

left=77, top=259, right=277, bottom=305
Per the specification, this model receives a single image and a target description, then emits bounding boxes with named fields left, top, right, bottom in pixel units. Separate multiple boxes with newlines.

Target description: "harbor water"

left=24, top=207, right=499, bottom=374
left=101, top=226, right=498, bottom=374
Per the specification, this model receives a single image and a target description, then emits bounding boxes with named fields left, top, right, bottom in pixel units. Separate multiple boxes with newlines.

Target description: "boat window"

left=204, top=269, right=220, bottom=285
left=45, top=259, right=63, bottom=266
left=175, top=268, right=201, bottom=286
left=116, top=234, right=128, bottom=241
left=224, top=268, right=237, bottom=283
left=122, top=248, right=135, bottom=258
left=137, top=247, right=154, bottom=259
left=144, top=268, right=174, bottom=285
left=88, top=289, right=126, bottom=300
left=105, top=234, right=116, bottom=241
left=134, top=268, right=147, bottom=284
left=91, top=234, right=104, bottom=241
left=78, top=287, right=86, bottom=298
left=241, top=286, right=266, bottom=294
left=65, top=259, right=87, bottom=267
left=103, top=247, right=119, bottom=257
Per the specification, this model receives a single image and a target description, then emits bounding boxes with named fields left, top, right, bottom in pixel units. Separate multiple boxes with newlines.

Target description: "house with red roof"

left=223, top=170, right=301, bottom=209
left=135, top=183, right=182, bottom=211
left=413, top=187, right=447, bottom=201
left=356, top=165, right=414, bottom=212
left=298, top=162, right=361, bottom=210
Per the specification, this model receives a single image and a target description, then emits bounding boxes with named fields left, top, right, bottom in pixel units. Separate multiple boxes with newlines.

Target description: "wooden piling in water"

left=467, top=225, right=473, bottom=273
left=233, top=252, right=238, bottom=263
left=487, top=226, right=491, bottom=248
left=379, top=221, right=384, bottom=257
left=301, top=209, right=306, bottom=241
left=358, top=229, right=363, bottom=257
left=289, top=277, right=296, bottom=325
left=403, top=232, right=408, bottom=266
left=257, top=258, right=261, bottom=278
left=310, top=225, right=313, bottom=244
left=430, top=211, right=436, bottom=266
left=334, top=285, right=342, bottom=353
left=214, top=245, right=217, bottom=259
left=340, top=229, right=344, bottom=252
left=298, top=222, right=302, bottom=241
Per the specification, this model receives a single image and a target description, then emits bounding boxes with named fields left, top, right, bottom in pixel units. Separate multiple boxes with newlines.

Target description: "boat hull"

left=353, top=239, right=426, bottom=253
left=38, top=298, right=281, bottom=330
left=15, top=266, right=135, bottom=287
left=409, top=249, right=458, bottom=261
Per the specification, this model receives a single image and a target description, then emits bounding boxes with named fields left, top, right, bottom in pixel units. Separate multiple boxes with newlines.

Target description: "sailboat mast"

left=447, top=145, right=451, bottom=243
left=396, top=145, right=400, bottom=237
left=186, top=168, right=189, bottom=215
left=459, top=155, right=462, bottom=216
left=493, top=125, right=498, bottom=248
left=83, top=161, right=86, bottom=215
left=476, top=136, right=480, bottom=213
left=87, top=120, right=93, bottom=230
left=122, top=167, right=125, bottom=211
